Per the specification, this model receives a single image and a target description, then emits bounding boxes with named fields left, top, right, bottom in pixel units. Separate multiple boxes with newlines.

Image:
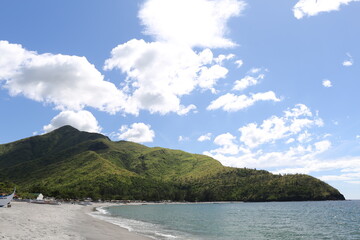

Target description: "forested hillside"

left=0, top=126, right=345, bottom=201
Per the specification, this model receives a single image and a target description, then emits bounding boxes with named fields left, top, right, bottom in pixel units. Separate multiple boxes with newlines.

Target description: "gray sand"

left=0, top=202, right=150, bottom=240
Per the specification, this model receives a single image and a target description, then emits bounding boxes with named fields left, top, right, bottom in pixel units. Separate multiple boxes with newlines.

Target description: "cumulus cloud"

left=117, top=123, right=155, bottom=143
left=293, top=0, right=360, bottom=19
left=210, top=133, right=241, bottom=155
left=232, top=74, right=264, bottom=91
left=43, top=110, right=102, bottom=133
left=342, top=53, right=354, bottom=66
left=139, top=0, right=246, bottom=48
left=214, top=54, right=235, bottom=65
left=177, top=105, right=198, bottom=116
left=198, top=133, right=212, bottom=142
left=0, top=41, right=33, bottom=79
left=103, top=0, right=247, bottom=115
left=207, top=139, right=333, bottom=170
left=314, top=140, right=332, bottom=152
left=104, top=40, right=229, bottom=115
left=297, top=130, right=312, bottom=143
left=322, top=79, right=332, bottom=88
left=0, top=41, right=128, bottom=114
left=235, top=60, right=244, bottom=68
left=203, top=104, right=334, bottom=173
left=249, top=68, right=261, bottom=74
left=198, top=64, right=229, bottom=93
left=0, top=40, right=208, bottom=117
left=319, top=165, right=360, bottom=183
left=1, top=0, right=248, bottom=119
left=208, top=120, right=330, bottom=172
left=239, top=104, right=323, bottom=148
left=343, top=60, right=353, bottom=67
left=207, top=91, right=281, bottom=112
left=276, top=157, right=360, bottom=179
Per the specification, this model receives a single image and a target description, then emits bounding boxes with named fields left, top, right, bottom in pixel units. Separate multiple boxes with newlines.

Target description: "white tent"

left=37, top=193, right=44, bottom=201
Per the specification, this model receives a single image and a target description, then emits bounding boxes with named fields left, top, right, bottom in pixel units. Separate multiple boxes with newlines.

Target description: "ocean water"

left=91, top=201, right=360, bottom=239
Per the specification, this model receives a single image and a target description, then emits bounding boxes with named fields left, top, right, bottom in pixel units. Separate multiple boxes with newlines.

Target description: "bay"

left=95, top=201, right=360, bottom=239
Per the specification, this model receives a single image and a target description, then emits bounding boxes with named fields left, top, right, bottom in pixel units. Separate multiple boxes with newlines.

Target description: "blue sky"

left=1, top=0, right=359, bottom=199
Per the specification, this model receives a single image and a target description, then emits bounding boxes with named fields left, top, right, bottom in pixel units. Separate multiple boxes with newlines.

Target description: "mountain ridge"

left=0, top=125, right=345, bottom=201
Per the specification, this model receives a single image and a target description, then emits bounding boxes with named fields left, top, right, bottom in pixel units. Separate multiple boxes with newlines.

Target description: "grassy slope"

left=0, top=126, right=345, bottom=201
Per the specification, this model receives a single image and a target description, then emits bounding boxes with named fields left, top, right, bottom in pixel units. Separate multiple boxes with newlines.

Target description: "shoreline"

left=0, top=202, right=151, bottom=240
left=2, top=200, right=353, bottom=239
left=76, top=203, right=151, bottom=240
left=0, top=200, right=241, bottom=240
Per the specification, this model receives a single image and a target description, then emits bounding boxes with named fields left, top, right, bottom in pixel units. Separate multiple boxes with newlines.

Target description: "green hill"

left=0, top=126, right=345, bottom=201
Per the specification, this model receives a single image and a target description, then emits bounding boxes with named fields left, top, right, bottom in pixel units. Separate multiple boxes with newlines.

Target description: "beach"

left=0, top=202, right=151, bottom=240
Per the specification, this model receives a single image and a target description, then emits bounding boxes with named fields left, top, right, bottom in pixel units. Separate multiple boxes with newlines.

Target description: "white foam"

left=89, top=206, right=193, bottom=240
left=94, top=206, right=109, bottom=215
left=154, top=231, right=178, bottom=239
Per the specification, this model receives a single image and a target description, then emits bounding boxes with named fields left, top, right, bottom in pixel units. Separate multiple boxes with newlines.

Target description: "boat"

left=0, top=189, right=15, bottom=207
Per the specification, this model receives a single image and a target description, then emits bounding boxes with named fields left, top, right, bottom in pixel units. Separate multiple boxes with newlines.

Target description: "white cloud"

left=178, top=136, right=190, bottom=142
left=346, top=181, right=360, bottom=184
left=232, top=74, right=264, bottom=91
left=0, top=41, right=33, bottom=80
left=316, top=160, right=360, bottom=182
left=343, top=60, right=353, bottom=66
left=103, top=0, right=247, bottom=116
left=323, top=133, right=332, bottom=138
left=177, top=104, right=198, bottom=116
left=206, top=139, right=335, bottom=171
left=249, top=68, right=261, bottom=74
left=0, top=41, right=128, bottom=114
left=139, top=0, right=246, bottom=48
left=297, top=131, right=312, bottom=143
left=235, top=60, right=244, bottom=68
left=210, top=133, right=242, bottom=155
left=272, top=156, right=359, bottom=175
left=239, top=104, right=323, bottom=148
left=203, top=104, right=333, bottom=172
left=322, top=79, right=332, bottom=88
left=284, top=103, right=313, bottom=118
left=0, top=0, right=248, bottom=119
left=198, top=133, right=212, bottom=142
left=205, top=130, right=358, bottom=187
left=293, top=0, right=360, bottom=19
left=104, top=40, right=227, bottom=115
left=343, top=53, right=354, bottom=66
left=207, top=91, right=281, bottom=112
left=214, top=54, right=235, bottom=65
left=117, top=123, right=155, bottom=143
left=314, top=140, right=332, bottom=152
left=43, top=110, right=102, bottom=133
left=198, top=64, right=229, bottom=93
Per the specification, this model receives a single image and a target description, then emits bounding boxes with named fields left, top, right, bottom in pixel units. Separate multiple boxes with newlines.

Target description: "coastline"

left=0, top=202, right=151, bottom=240
left=75, top=203, right=151, bottom=240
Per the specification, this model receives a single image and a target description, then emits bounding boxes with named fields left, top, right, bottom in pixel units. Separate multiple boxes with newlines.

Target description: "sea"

left=91, top=201, right=360, bottom=240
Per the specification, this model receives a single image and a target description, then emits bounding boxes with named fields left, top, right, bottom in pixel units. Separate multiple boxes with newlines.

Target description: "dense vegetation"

left=0, top=126, right=345, bottom=201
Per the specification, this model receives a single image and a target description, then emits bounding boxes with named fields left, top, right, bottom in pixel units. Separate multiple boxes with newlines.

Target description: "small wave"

left=154, top=231, right=178, bottom=239
left=89, top=206, right=194, bottom=240
left=94, top=206, right=110, bottom=215
left=90, top=210, right=135, bottom=232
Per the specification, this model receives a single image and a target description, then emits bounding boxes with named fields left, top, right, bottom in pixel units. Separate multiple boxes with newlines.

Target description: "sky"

left=0, top=0, right=359, bottom=199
